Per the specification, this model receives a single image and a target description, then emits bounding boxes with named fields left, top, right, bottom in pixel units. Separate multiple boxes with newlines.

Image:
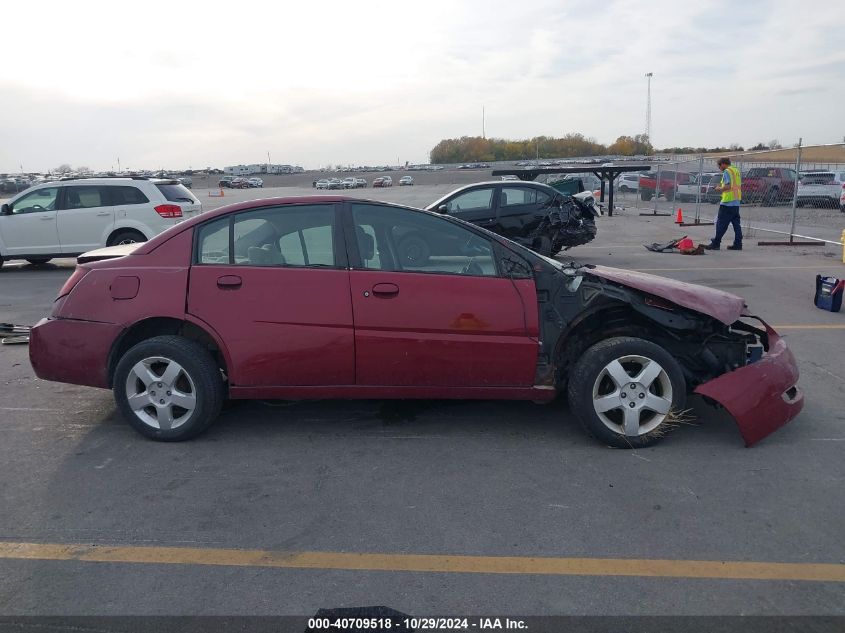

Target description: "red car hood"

left=587, top=265, right=746, bottom=325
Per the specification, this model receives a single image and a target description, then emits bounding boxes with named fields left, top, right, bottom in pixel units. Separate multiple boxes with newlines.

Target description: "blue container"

left=814, top=275, right=844, bottom=312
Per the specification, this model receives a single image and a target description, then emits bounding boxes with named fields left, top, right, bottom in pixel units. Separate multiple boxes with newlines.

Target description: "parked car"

left=178, top=177, right=193, bottom=189
left=0, top=178, right=202, bottom=267
left=218, top=176, right=236, bottom=188
left=342, top=177, right=357, bottom=189
left=315, top=179, right=330, bottom=190
left=841, top=185, right=845, bottom=213
left=327, top=178, right=344, bottom=190
left=675, top=173, right=720, bottom=202
left=425, top=181, right=600, bottom=258
left=796, top=171, right=845, bottom=209
left=29, top=196, right=803, bottom=448
left=372, top=177, right=392, bottom=188
left=247, top=178, right=264, bottom=188
left=742, top=167, right=797, bottom=205
left=638, top=171, right=694, bottom=202
left=0, top=178, right=31, bottom=194
left=399, top=176, right=414, bottom=186
left=616, top=173, right=640, bottom=193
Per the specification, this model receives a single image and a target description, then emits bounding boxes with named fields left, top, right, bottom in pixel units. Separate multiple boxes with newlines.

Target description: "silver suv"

left=0, top=177, right=202, bottom=267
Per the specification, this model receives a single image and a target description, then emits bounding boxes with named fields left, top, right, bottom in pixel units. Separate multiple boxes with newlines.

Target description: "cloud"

left=0, top=0, right=843, bottom=171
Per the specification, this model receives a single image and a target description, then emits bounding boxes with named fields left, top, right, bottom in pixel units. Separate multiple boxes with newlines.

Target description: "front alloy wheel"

left=567, top=337, right=686, bottom=448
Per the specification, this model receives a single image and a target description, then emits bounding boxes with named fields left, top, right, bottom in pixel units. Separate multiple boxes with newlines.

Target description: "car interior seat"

left=356, top=226, right=375, bottom=261
left=247, top=245, right=285, bottom=266
left=66, top=189, right=82, bottom=209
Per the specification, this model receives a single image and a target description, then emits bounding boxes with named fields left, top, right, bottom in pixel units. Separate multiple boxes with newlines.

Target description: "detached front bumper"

left=29, top=317, right=123, bottom=389
left=694, top=322, right=803, bottom=446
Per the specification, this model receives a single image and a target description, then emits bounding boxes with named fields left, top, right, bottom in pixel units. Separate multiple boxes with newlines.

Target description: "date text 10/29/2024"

left=307, top=617, right=528, bottom=630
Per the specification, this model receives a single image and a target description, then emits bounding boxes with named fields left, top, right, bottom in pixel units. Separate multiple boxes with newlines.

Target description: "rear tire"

left=113, top=335, right=225, bottom=441
left=108, top=229, right=147, bottom=246
left=640, top=191, right=653, bottom=201
left=567, top=337, right=687, bottom=449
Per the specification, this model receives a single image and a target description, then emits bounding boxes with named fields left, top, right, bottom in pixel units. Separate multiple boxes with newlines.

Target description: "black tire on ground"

left=640, top=191, right=653, bottom=201
left=566, top=336, right=687, bottom=449
left=397, top=235, right=431, bottom=267
left=113, top=335, right=225, bottom=441
left=664, top=189, right=675, bottom=202
left=108, top=229, right=147, bottom=246
left=26, top=258, right=52, bottom=265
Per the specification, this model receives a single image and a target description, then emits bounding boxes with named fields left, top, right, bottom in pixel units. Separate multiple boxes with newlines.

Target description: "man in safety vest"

left=705, top=157, right=743, bottom=251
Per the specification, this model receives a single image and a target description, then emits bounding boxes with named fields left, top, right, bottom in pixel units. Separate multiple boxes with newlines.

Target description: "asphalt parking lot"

left=1, top=183, right=844, bottom=617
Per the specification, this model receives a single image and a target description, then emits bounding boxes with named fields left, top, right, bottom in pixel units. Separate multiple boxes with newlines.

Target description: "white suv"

left=0, top=177, right=202, bottom=266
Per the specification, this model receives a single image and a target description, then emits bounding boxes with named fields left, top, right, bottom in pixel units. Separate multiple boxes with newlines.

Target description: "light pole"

left=644, top=72, right=653, bottom=144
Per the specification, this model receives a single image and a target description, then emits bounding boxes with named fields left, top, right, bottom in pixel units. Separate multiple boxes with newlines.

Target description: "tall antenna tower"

left=644, top=72, right=653, bottom=142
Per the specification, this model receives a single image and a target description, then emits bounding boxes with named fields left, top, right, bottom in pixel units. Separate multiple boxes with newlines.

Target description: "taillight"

left=57, top=267, right=89, bottom=299
left=154, top=204, right=183, bottom=218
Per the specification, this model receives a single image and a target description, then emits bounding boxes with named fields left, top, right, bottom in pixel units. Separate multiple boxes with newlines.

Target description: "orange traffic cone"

left=675, top=207, right=683, bottom=224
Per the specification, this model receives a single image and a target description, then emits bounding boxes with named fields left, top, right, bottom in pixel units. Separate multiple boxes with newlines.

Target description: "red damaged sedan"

left=29, top=196, right=803, bottom=447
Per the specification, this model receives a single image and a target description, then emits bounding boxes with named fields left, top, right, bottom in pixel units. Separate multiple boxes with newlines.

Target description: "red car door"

left=347, top=202, right=539, bottom=388
left=186, top=203, right=354, bottom=387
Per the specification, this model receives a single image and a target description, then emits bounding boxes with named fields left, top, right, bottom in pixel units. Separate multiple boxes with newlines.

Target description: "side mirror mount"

left=437, top=204, right=448, bottom=214
left=0, top=204, right=10, bottom=215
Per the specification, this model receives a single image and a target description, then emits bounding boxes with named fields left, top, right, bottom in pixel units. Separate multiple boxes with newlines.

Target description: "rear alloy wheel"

left=397, top=235, right=431, bottom=267
left=26, top=258, right=52, bottom=265
left=567, top=337, right=686, bottom=448
left=108, top=229, right=147, bottom=246
left=114, top=335, right=224, bottom=441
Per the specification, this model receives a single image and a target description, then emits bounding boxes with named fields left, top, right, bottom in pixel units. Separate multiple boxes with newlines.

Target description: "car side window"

left=109, top=186, right=149, bottom=205
left=351, top=203, right=497, bottom=277
left=233, top=206, right=335, bottom=267
left=8, top=187, right=59, bottom=214
left=197, top=217, right=230, bottom=264
left=444, top=188, right=494, bottom=215
left=63, top=186, right=107, bottom=210
left=501, top=187, right=551, bottom=207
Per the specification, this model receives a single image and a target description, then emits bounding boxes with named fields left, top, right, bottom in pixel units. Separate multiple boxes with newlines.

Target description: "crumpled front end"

left=694, top=320, right=803, bottom=446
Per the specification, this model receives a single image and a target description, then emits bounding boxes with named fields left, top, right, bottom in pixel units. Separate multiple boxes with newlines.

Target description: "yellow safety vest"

left=721, top=166, right=742, bottom=203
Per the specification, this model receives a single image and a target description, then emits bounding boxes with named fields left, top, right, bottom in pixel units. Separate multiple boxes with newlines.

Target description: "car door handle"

left=40, top=215, right=55, bottom=221
left=96, top=211, right=111, bottom=216
left=217, top=275, right=242, bottom=289
left=371, top=282, right=399, bottom=297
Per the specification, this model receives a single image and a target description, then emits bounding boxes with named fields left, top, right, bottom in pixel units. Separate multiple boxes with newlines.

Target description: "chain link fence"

left=610, top=142, right=845, bottom=249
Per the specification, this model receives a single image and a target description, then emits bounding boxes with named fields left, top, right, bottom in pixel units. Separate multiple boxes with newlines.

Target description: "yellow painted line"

left=634, top=266, right=826, bottom=272
left=772, top=325, right=845, bottom=330
left=0, top=541, right=843, bottom=582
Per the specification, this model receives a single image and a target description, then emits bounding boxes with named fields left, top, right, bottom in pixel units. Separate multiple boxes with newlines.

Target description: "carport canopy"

left=491, top=164, right=652, bottom=217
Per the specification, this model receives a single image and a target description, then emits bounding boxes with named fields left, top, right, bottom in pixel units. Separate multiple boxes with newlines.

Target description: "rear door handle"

left=217, top=275, right=242, bottom=289
left=371, top=282, right=399, bottom=297
left=96, top=211, right=110, bottom=216
left=40, top=215, right=55, bottom=221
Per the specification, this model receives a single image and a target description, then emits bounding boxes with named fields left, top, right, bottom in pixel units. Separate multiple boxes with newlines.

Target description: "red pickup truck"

left=742, top=167, right=797, bottom=205
left=638, top=171, right=693, bottom=202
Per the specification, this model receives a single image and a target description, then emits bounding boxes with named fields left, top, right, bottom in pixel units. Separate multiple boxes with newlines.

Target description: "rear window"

left=746, top=168, right=779, bottom=178
left=156, top=183, right=196, bottom=203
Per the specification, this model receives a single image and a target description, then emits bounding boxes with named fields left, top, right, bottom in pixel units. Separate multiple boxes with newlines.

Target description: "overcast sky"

left=1, top=0, right=842, bottom=172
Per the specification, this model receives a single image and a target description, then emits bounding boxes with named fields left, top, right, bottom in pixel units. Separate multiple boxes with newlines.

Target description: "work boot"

left=704, top=243, right=720, bottom=250
left=727, top=244, right=742, bottom=250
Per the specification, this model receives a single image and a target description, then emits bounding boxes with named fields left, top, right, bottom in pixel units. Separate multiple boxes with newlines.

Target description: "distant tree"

left=54, top=163, right=72, bottom=173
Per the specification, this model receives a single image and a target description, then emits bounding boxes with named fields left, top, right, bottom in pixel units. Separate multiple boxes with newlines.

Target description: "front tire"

left=567, top=337, right=686, bottom=448
left=113, top=335, right=225, bottom=441
left=26, top=258, right=52, bottom=265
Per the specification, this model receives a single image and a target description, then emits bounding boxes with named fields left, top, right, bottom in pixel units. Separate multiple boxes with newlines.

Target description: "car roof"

left=425, top=180, right=556, bottom=209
